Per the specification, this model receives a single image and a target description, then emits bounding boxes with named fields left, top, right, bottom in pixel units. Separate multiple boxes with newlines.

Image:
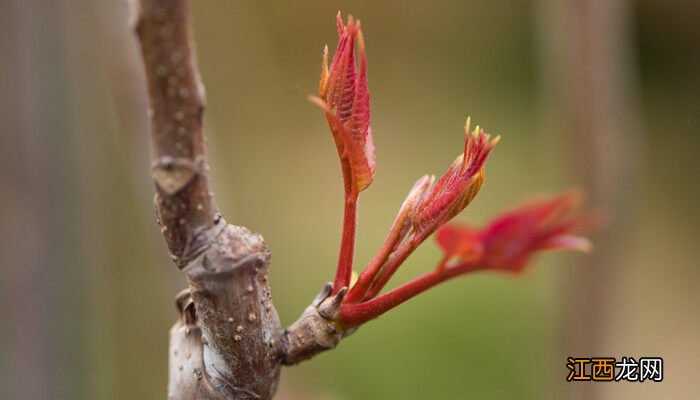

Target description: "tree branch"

left=133, top=0, right=217, bottom=266
left=132, top=2, right=524, bottom=397
left=133, top=1, right=283, bottom=398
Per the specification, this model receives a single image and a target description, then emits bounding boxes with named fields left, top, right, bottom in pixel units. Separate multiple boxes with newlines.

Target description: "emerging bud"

left=392, top=175, right=436, bottom=244
left=300, top=13, right=598, bottom=332
left=311, top=12, right=375, bottom=194
left=412, top=118, right=499, bottom=237
left=344, top=175, right=435, bottom=304
left=436, top=191, right=594, bottom=273
left=338, top=191, right=595, bottom=326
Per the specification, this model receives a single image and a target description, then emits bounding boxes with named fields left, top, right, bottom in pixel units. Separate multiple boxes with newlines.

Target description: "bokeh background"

left=1, top=0, right=698, bottom=399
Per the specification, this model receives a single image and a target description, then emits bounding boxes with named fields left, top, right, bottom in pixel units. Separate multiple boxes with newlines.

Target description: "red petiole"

left=332, top=189, right=358, bottom=294
left=340, top=260, right=477, bottom=326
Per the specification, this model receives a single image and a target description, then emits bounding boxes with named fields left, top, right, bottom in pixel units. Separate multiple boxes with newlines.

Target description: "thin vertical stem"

left=333, top=191, right=358, bottom=294
left=362, top=233, right=426, bottom=301
left=345, top=209, right=408, bottom=303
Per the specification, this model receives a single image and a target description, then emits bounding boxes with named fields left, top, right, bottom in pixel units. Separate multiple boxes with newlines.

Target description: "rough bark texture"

left=281, top=285, right=353, bottom=366
left=133, top=1, right=347, bottom=398
left=133, top=0, right=283, bottom=398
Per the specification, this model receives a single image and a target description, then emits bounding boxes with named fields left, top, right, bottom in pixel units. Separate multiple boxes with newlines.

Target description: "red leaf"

left=413, top=120, right=499, bottom=237
left=315, top=13, right=375, bottom=193
left=436, top=191, right=595, bottom=273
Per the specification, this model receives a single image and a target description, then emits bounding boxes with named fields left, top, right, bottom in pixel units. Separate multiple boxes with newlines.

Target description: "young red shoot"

left=436, top=190, right=595, bottom=273
left=309, top=13, right=595, bottom=333
left=339, top=191, right=594, bottom=326
left=311, top=13, right=376, bottom=294
left=346, top=121, right=500, bottom=303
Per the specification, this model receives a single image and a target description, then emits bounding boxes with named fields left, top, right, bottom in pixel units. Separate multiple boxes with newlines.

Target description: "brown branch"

left=132, top=1, right=369, bottom=398
left=131, top=2, right=613, bottom=398
left=133, top=1, right=284, bottom=398
left=281, top=285, right=353, bottom=366
left=133, top=0, right=217, bottom=266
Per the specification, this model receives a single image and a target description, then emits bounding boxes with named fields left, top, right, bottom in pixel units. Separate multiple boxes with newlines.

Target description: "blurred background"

left=1, top=0, right=698, bottom=399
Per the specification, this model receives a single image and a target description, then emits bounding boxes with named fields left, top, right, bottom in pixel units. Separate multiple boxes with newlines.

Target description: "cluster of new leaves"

left=311, top=14, right=375, bottom=195
left=312, top=13, right=594, bottom=328
left=310, top=15, right=377, bottom=294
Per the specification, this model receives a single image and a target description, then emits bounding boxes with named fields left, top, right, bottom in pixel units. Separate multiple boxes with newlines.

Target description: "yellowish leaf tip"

left=357, top=30, right=365, bottom=53
left=319, top=46, right=330, bottom=97
left=308, top=95, right=329, bottom=111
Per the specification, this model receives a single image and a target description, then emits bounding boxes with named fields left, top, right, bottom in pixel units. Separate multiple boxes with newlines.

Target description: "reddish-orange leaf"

left=413, top=119, right=499, bottom=237
left=312, top=12, right=375, bottom=193
left=436, top=191, right=595, bottom=273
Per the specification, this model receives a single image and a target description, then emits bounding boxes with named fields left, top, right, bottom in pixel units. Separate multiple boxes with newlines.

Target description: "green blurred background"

left=1, top=0, right=698, bottom=399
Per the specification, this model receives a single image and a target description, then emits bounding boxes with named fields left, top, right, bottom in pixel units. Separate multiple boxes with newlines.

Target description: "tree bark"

left=133, top=1, right=283, bottom=398
left=132, top=1, right=348, bottom=398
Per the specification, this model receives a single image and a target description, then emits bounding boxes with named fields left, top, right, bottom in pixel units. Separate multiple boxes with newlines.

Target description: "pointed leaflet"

left=313, top=13, right=375, bottom=193
left=338, top=193, right=595, bottom=326
left=413, top=119, right=499, bottom=237
left=436, top=191, right=594, bottom=273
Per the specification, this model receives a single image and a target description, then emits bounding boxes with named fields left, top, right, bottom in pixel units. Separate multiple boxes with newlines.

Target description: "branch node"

left=318, top=286, right=346, bottom=320
left=150, top=155, right=200, bottom=194
left=282, top=284, right=354, bottom=365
